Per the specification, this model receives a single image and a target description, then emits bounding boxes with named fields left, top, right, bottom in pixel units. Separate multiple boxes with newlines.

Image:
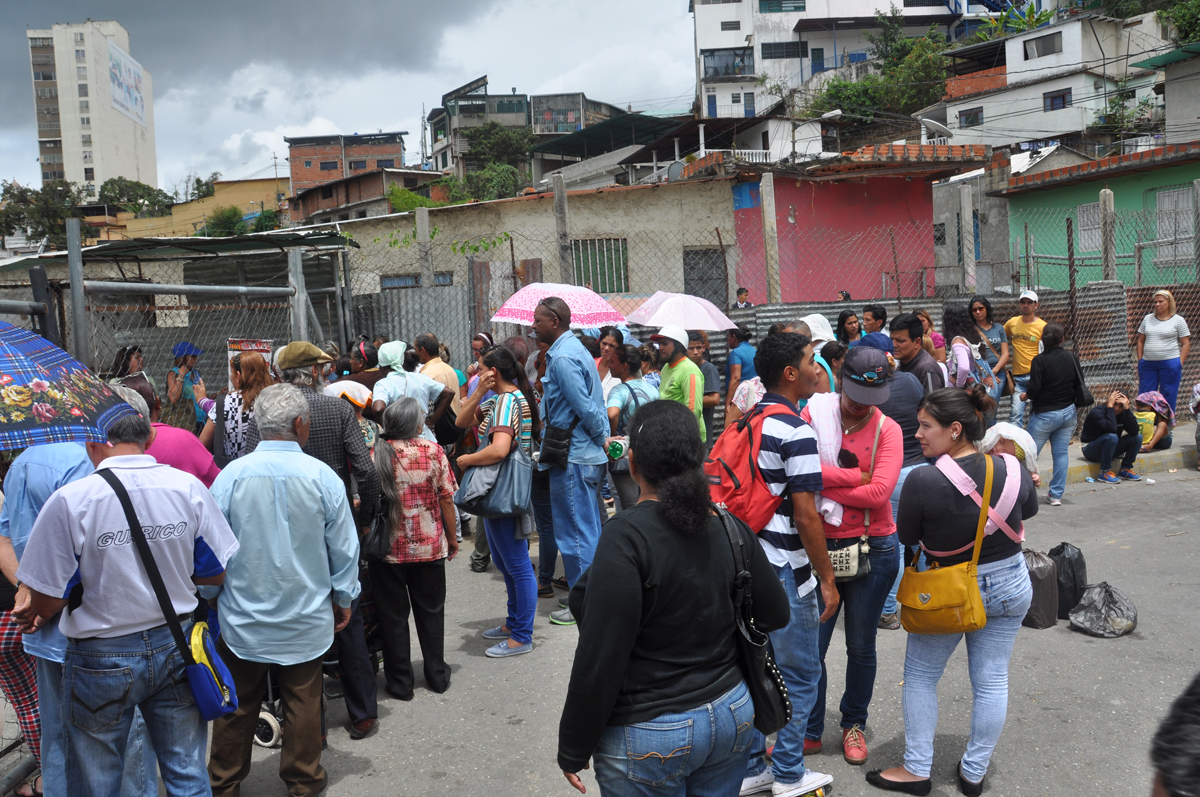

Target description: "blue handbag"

left=453, top=392, right=533, bottom=518
left=96, top=469, right=238, bottom=722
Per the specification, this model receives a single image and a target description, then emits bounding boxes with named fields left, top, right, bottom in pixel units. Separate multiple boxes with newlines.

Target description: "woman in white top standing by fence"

left=1137, top=289, right=1190, bottom=414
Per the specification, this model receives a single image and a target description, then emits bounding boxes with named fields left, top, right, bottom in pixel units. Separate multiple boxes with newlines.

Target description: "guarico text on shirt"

left=97, top=522, right=190, bottom=548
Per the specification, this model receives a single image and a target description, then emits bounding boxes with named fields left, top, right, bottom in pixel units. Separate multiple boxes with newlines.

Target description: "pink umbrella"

left=626, top=291, right=738, bottom=331
left=491, top=282, right=626, bottom=329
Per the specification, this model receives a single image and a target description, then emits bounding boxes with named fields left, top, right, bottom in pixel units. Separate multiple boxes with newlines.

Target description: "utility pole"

left=272, top=152, right=281, bottom=207
left=421, top=104, right=429, bottom=168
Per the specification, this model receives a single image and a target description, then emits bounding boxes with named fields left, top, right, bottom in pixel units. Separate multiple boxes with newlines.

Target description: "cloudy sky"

left=0, top=0, right=696, bottom=195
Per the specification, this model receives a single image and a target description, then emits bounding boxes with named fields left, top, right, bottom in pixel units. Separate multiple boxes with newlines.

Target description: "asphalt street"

left=231, top=469, right=1200, bottom=797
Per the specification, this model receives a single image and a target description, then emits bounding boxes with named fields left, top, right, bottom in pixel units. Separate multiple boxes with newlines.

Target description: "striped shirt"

left=1138, top=313, right=1191, bottom=361
left=755, top=393, right=823, bottom=596
left=480, top=391, right=533, bottom=456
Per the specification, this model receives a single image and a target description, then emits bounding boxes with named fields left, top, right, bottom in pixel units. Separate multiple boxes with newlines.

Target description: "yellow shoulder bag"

left=896, top=454, right=993, bottom=635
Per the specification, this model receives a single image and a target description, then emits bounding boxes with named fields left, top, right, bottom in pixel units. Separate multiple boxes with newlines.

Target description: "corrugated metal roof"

left=1131, top=42, right=1200, bottom=69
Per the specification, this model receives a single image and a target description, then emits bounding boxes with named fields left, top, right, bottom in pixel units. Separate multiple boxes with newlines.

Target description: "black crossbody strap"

left=95, top=468, right=195, bottom=667
left=716, top=504, right=753, bottom=621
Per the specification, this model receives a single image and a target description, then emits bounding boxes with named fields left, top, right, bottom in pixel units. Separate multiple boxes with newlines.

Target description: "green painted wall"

left=1006, top=161, right=1200, bottom=290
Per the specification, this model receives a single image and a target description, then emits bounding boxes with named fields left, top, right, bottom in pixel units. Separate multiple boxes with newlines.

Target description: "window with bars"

left=762, top=41, right=802, bottom=59
left=721, top=20, right=741, bottom=30
left=1077, top=202, right=1100, bottom=251
left=572, top=238, right=629, bottom=293
left=84, top=167, right=94, bottom=180
left=434, top=272, right=454, bottom=286
left=759, top=0, right=805, bottom=11
left=35, top=88, right=57, bottom=99
left=381, top=274, right=421, bottom=289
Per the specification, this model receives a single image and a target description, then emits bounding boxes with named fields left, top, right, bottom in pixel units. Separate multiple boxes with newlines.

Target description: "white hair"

left=107, top=384, right=152, bottom=445
left=255, top=384, right=311, bottom=441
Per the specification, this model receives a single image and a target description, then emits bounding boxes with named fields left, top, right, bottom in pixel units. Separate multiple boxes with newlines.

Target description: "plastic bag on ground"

left=1021, top=550, right=1057, bottom=629
left=1048, top=541, right=1088, bottom=620
left=1069, top=582, right=1138, bottom=638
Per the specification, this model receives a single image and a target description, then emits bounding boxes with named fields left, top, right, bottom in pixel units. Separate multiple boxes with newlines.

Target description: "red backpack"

left=705, top=401, right=795, bottom=533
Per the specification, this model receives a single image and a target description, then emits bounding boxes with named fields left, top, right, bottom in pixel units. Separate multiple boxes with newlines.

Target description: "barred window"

left=1077, top=202, right=1100, bottom=251
left=760, top=0, right=804, bottom=11
left=572, top=238, right=629, bottom=293
left=381, top=274, right=420, bottom=289
left=434, top=272, right=454, bottom=286
left=721, top=21, right=741, bottom=31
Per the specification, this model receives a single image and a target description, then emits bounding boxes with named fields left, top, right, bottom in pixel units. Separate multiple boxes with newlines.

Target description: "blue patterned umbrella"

left=0, top=320, right=137, bottom=450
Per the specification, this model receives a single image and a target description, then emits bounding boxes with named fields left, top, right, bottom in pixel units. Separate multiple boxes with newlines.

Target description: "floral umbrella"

left=490, top=282, right=626, bottom=329
left=0, top=321, right=137, bottom=450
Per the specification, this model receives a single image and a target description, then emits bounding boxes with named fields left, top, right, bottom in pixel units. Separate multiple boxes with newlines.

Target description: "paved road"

left=233, top=470, right=1200, bottom=796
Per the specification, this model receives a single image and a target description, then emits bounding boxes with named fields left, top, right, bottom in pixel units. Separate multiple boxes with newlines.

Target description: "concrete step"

left=1034, top=421, right=1197, bottom=484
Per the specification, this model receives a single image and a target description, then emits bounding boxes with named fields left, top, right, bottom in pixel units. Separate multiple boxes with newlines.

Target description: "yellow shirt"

left=1003, top=316, right=1046, bottom=375
left=419, top=357, right=462, bottom=413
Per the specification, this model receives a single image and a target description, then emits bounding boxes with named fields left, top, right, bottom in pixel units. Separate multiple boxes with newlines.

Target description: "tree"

left=462, top=122, right=536, bottom=170
left=198, top=205, right=247, bottom=237
left=436, top=163, right=524, bottom=203
left=250, top=209, right=280, bottom=233
left=865, top=4, right=914, bottom=71
left=1088, top=78, right=1158, bottom=135
left=387, top=184, right=446, bottom=212
left=1161, top=0, right=1200, bottom=43
left=0, top=180, right=88, bottom=249
left=172, top=171, right=221, bottom=202
left=97, top=177, right=173, bottom=217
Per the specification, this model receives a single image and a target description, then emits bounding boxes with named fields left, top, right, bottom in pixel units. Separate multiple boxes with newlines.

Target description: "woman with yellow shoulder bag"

left=866, top=385, right=1038, bottom=797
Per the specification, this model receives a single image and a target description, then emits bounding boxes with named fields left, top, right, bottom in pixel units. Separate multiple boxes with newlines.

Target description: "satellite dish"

left=666, top=161, right=685, bottom=182
left=919, top=117, right=954, bottom=139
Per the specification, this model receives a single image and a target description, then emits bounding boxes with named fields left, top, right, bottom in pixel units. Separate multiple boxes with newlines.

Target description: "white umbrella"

left=626, top=291, right=738, bottom=331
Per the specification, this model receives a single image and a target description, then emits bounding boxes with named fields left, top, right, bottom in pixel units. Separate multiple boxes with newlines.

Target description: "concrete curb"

left=1036, top=422, right=1198, bottom=485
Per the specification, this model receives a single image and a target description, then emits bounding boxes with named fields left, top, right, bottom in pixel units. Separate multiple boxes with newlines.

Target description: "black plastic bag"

left=1048, top=542, right=1088, bottom=620
left=1069, top=582, right=1138, bottom=638
left=1022, top=550, right=1058, bottom=629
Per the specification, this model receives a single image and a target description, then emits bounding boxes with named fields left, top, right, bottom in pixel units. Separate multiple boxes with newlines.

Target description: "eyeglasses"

left=971, top=305, right=986, bottom=313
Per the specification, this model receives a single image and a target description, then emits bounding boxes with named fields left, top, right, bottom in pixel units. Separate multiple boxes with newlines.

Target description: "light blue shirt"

left=209, top=440, right=361, bottom=665
left=0, top=443, right=93, bottom=662
left=371, top=370, right=445, bottom=443
left=540, top=333, right=609, bottom=467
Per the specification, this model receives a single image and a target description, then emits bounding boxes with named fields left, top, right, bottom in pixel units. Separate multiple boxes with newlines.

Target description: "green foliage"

left=977, top=5, right=1055, bottom=40
left=193, top=172, right=219, bottom=199
left=198, top=205, right=248, bottom=237
left=386, top=184, right=445, bottom=213
left=452, top=231, right=511, bottom=255
left=0, top=180, right=88, bottom=249
left=250, top=209, right=280, bottom=233
left=1088, top=78, right=1158, bottom=133
left=436, top=162, right=525, bottom=203
left=97, top=177, right=173, bottom=217
left=865, top=4, right=914, bottom=70
left=462, top=122, right=536, bottom=169
left=1161, top=0, right=1200, bottom=43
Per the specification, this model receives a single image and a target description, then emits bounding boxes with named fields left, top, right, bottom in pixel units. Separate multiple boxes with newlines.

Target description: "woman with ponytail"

left=557, top=400, right=790, bottom=796
left=456, top=346, right=541, bottom=658
left=867, top=385, right=1037, bottom=796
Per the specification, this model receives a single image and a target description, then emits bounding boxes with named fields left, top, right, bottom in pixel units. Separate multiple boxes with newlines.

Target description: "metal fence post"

left=553, top=174, right=573, bottom=284
left=28, top=265, right=60, bottom=347
left=288, top=248, right=308, bottom=342
left=416, top=207, right=435, bottom=288
left=340, top=250, right=355, bottom=343
left=66, top=218, right=90, bottom=366
left=1067, top=217, right=1077, bottom=342
left=1193, top=179, right=1200, bottom=281
left=1100, top=187, right=1116, bottom=281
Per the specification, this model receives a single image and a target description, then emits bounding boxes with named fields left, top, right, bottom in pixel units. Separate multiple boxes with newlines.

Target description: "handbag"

left=716, top=505, right=791, bottom=735
left=1071, top=351, right=1095, bottom=408
left=95, top=469, right=238, bottom=721
left=976, top=332, right=1013, bottom=397
left=453, top=392, right=534, bottom=518
left=362, top=503, right=394, bottom=561
left=896, top=453, right=994, bottom=635
left=829, top=411, right=884, bottom=583
left=211, top=394, right=231, bottom=469
left=608, top=382, right=643, bottom=475
left=539, top=418, right=579, bottom=470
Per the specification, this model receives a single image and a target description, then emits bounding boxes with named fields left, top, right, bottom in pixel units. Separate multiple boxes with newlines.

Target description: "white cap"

left=651, top=324, right=689, bottom=349
left=1019, top=289, right=1039, bottom=302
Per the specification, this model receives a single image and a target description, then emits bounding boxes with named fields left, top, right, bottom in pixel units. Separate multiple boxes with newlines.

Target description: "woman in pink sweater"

left=799, top=346, right=903, bottom=767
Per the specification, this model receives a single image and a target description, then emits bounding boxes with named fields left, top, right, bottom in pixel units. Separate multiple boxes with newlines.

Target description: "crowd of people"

left=0, top=286, right=1191, bottom=797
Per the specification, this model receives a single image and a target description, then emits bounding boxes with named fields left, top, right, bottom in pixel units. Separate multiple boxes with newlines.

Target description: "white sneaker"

left=739, top=769, right=774, bottom=796
left=772, top=770, right=833, bottom=797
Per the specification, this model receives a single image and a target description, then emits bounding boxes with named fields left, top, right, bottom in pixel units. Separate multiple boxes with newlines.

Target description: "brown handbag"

left=978, top=330, right=1014, bottom=397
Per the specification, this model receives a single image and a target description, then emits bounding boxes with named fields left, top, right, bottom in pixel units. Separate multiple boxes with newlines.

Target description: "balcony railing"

left=708, top=105, right=758, bottom=119
left=707, top=148, right=773, bottom=163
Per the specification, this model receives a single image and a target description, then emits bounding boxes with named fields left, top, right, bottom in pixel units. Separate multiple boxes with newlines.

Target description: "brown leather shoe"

left=349, top=718, right=377, bottom=740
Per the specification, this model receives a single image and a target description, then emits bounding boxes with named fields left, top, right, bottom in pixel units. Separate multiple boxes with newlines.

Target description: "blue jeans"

left=1029, top=405, right=1076, bottom=499
left=548, top=463, right=605, bottom=588
left=807, top=534, right=900, bottom=738
left=64, top=623, right=209, bottom=797
left=532, top=471, right=557, bottom=586
left=902, top=553, right=1033, bottom=782
left=1008, top=375, right=1031, bottom=428
left=484, top=516, right=536, bottom=645
left=1138, top=357, right=1183, bottom=413
left=745, top=566, right=821, bottom=785
left=594, top=681, right=754, bottom=797
left=883, top=465, right=923, bottom=616
left=1081, top=433, right=1139, bottom=473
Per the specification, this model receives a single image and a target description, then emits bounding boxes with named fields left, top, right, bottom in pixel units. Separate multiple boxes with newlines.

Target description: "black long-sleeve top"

left=1025, top=347, right=1081, bottom=414
left=1079, top=404, right=1140, bottom=444
left=557, top=501, right=790, bottom=773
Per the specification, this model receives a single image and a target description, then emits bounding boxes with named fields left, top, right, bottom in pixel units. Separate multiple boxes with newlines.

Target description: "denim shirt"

left=540, top=333, right=609, bottom=467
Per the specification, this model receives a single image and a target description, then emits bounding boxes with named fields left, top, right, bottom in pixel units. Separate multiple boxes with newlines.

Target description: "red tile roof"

left=992, top=140, right=1200, bottom=196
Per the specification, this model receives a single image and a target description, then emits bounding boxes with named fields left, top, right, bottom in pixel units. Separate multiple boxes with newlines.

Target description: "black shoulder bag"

left=212, top=395, right=231, bottom=469
left=1071, top=351, right=1095, bottom=408
left=716, top=504, right=791, bottom=735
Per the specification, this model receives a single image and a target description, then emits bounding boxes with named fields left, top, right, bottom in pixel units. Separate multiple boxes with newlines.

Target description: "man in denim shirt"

left=532, top=298, right=609, bottom=627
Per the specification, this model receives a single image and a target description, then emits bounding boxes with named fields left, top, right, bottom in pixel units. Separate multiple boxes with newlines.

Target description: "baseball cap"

left=276, top=341, right=333, bottom=371
left=651, top=325, right=689, bottom=350
left=853, top=331, right=894, bottom=356
left=172, top=341, right=204, bottom=358
left=1019, top=290, right=1039, bottom=303
left=841, top=346, right=891, bottom=405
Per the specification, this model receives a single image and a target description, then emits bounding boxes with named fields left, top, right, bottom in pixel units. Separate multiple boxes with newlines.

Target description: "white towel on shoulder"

left=806, top=392, right=844, bottom=527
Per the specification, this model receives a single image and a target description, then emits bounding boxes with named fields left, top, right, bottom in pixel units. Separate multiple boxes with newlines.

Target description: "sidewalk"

left=1034, top=421, right=1197, bottom=484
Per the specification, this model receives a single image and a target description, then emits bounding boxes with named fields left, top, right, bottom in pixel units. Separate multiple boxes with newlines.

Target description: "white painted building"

left=936, top=13, right=1170, bottom=151
left=26, top=21, right=157, bottom=195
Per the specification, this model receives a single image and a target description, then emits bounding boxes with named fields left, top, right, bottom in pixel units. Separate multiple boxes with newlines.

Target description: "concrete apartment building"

left=26, top=20, right=157, bottom=195
left=285, top=132, right=408, bottom=195
left=428, top=76, right=530, bottom=179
